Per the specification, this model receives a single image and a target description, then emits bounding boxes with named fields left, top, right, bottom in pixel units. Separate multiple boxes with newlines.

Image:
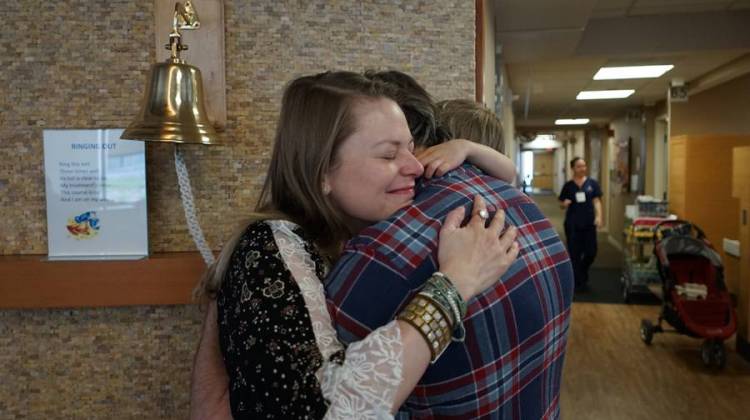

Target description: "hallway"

left=531, top=192, right=632, bottom=305
left=526, top=194, right=750, bottom=419
left=529, top=192, right=622, bottom=269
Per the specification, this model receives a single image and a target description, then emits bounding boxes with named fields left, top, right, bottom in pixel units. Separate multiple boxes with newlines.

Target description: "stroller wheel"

left=640, top=320, right=653, bottom=345
left=701, top=340, right=713, bottom=366
left=712, top=341, right=727, bottom=369
left=622, top=281, right=631, bottom=304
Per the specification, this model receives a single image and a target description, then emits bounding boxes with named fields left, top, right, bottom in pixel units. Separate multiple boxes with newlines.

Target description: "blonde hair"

left=196, top=71, right=398, bottom=302
left=436, top=99, right=504, bottom=152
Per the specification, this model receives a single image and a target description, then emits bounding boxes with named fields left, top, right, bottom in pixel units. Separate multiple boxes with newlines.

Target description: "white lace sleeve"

left=270, top=221, right=403, bottom=420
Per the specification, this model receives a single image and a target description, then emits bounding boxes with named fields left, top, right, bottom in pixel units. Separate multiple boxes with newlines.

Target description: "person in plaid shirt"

left=325, top=74, right=574, bottom=419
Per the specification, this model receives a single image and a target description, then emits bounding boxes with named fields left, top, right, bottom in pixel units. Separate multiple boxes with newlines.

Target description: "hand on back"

left=437, top=195, right=519, bottom=301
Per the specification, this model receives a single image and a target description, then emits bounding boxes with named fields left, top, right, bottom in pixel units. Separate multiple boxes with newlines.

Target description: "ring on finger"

left=478, top=209, right=489, bottom=220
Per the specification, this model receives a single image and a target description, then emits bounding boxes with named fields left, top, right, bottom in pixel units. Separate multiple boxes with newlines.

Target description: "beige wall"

left=651, top=101, right=669, bottom=201
left=479, top=0, right=517, bottom=173
left=501, top=80, right=517, bottom=168
left=671, top=72, right=750, bottom=137
left=481, top=0, right=496, bottom=109
left=644, top=106, right=657, bottom=197
left=601, top=134, right=611, bottom=233
left=607, top=116, right=643, bottom=245
left=0, top=0, right=477, bottom=417
left=586, top=128, right=606, bottom=184
left=732, top=147, right=750, bottom=356
left=652, top=101, right=669, bottom=201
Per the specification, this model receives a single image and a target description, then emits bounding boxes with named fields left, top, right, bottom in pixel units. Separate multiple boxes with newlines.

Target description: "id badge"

left=575, top=191, right=586, bottom=203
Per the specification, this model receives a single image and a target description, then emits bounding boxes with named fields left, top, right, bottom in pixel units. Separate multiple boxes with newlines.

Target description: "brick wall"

left=0, top=0, right=475, bottom=417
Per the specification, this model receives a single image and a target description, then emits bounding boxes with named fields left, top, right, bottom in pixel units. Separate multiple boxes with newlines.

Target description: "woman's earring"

left=322, top=183, right=331, bottom=195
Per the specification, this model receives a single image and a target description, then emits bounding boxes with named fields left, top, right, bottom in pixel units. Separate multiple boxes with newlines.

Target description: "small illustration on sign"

left=66, top=211, right=100, bottom=239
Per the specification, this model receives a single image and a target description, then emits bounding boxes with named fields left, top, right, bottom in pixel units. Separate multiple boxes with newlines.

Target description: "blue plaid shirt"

left=325, top=164, right=574, bottom=419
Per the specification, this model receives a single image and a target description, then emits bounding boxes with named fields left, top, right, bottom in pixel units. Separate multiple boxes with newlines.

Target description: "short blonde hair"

left=436, top=99, right=504, bottom=152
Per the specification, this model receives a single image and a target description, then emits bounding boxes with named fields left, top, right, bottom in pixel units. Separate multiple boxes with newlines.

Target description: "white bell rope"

left=174, top=145, right=216, bottom=266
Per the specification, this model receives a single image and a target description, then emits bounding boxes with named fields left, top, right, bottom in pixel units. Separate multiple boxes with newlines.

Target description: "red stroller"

left=639, top=220, right=737, bottom=368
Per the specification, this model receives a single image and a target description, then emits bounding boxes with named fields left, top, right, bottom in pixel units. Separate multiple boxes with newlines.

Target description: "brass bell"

left=121, top=59, right=219, bottom=145
left=122, top=1, right=219, bottom=145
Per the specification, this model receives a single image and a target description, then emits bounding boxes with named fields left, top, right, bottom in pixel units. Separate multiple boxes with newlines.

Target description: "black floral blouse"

left=216, top=220, right=404, bottom=420
left=217, top=221, right=331, bottom=419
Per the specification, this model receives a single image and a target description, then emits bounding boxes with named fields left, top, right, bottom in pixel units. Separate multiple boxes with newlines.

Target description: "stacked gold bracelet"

left=397, top=293, right=453, bottom=361
left=396, top=272, right=468, bottom=363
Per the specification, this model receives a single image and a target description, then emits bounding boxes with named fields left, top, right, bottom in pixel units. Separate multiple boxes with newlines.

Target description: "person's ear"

left=322, top=177, right=332, bottom=195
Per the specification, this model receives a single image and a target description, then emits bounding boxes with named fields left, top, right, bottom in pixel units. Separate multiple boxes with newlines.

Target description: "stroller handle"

left=651, top=219, right=706, bottom=240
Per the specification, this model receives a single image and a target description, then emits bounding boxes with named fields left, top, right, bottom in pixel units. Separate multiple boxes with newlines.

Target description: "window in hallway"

left=521, top=150, right=533, bottom=192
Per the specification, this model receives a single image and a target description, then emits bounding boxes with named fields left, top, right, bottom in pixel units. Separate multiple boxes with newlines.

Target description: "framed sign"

left=43, top=129, right=148, bottom=260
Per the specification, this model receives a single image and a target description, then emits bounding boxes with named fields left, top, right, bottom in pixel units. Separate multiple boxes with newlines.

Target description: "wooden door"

left=533, top=152, right=554, bottom=190
left=732, top=146, right=750, bottom=357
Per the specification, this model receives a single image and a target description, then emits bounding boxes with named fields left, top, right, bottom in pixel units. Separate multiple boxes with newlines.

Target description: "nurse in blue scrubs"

left=559, top=157, right=602, bottom=290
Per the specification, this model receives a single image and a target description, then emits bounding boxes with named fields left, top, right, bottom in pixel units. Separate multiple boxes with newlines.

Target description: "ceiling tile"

left=499, top=2, right=750, bottom=127
left=729, top=0, right=750, bottom=9
left=493, top=0, right=597, bottom=32
left=591, top=0, right=635, bottom=18
left=498, top=30, right=584, bottom=63
left=630, top=0, right=732, bottom=16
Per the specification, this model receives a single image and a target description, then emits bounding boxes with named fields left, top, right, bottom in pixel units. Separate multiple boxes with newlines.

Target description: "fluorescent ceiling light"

left=594, top=65, right=674, bottom=80
left=555, top=118, right=589, bottom=125
left=525, top=135, right=562, bottom=150
left=577, top=89, right=635, bottom=100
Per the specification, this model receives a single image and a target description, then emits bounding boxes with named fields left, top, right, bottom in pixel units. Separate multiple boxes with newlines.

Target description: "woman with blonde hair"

left=191, top=71, right=519, bottom=419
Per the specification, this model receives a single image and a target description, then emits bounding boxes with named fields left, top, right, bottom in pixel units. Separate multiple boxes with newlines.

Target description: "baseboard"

left=738, top=335, right=750, bottom=362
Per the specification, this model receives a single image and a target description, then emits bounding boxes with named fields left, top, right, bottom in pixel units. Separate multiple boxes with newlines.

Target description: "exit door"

left=533, top=152, right=554, bottom=191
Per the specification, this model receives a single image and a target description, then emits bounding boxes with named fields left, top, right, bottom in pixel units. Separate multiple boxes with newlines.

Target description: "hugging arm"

left=283, top=202, right=518, bottom=415
left=328, top=196, right=519, bottom=412
left=389, top=196, right=518, bottom=410
left=191, top=201, right=518, bottom=418
left=417, top=139, right=516, bottom=183
left=189, top=301, right=231, bottom=420
left=206, top=221, right=416, bottom=418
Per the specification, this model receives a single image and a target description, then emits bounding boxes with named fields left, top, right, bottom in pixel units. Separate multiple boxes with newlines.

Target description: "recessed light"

left=577, top=90, right=635, bottom=100
left=593, top=65, right=674, bottom=80
left=555, top=118, right=590, bottom=125
left=525, top=135, right=561, bottom=150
